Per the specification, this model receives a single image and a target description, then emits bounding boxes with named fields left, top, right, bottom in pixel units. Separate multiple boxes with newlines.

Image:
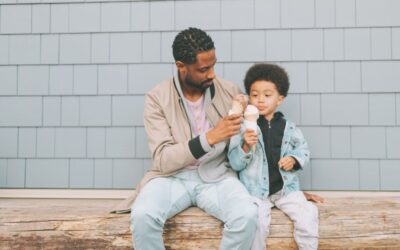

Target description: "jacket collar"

left=258, top=111, right=285, bottom=123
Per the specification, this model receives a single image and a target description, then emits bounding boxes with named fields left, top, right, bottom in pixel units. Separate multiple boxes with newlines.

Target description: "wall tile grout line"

left=333, top=0, right=337, bottom=27
left=30, top=4, right=33, bottom=33
left=24, top=158, right=27, bottom=188
left=354, top=0, right=358, bottom=27
left=384, top=127, right=388, bottom=159
left=313, top=0, right=316, bottom=28
left=357, top=159, right=361, bottom=190
left=68, top=158, right=70, bottom=188
left=54, top=127, right=58, bottom=158
left=252, top=0, right=255, bottom=29
left=99, top=2, right=102, bottom=34
left=85, top=126, right=88, bottom=159
left=134, top=126, right=136, bottom=158
left=16, top=128, right=20, bottom=160
left=5, top=159, right=8, bottom=187
left=279, top=0, right=282, bottom=28
left=395, top=94, right=398, bottom=125
left=342, top=28, right=346, bottom=60
left=390, top=27, right=393, bottom=60
left=369, top=28, right=372, bottom=59
left=378, top=159, right=382, bottom=190
left=35, top=126, right=38, bottom=159
left=367, top=93, right=370, bottom=125
left=7, top=35, right=10, bottom=64
left=264, top=30, right=267, bottom=61
left=78, top=96, right=81, bottom=125
left=91, top=158, right=94, bottom=188
left=57, top=33, right=61, bottom=64
left=111, top=158, right=114, bottom=188
left=322, top=28, right=325, bottom=60
left=67, top=3, right=70, bottom=33
left=349, top=126, right=353, bottom=159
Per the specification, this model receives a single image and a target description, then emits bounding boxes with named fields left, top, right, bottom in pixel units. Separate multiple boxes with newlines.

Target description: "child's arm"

left=242, top=129, right=257, bottom=153
left=228, top=128, right=254, bottom=171
left=281, top=127, right=310, bottom=171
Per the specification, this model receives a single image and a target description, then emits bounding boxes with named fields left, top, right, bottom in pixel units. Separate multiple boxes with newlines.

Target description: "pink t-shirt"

left=186, top=95, right=210, bottom=137
left=184, top=95, right=211, bottom=170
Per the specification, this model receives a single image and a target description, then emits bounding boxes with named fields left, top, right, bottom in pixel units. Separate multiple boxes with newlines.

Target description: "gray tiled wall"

left=0, top=0, right=399, bottom=191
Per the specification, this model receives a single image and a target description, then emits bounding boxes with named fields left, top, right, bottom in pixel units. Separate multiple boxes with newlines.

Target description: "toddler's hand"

left=278, top=156, right=296, bottom=171
left=242, top=129, right=257, bottom=153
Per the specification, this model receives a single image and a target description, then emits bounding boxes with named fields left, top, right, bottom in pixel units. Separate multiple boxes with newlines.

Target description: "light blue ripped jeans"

left=130, top=170, right=258, bottom=250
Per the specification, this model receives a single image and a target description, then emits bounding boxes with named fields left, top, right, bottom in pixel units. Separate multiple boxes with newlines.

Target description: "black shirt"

left=257, top=112, right=286, bottom=196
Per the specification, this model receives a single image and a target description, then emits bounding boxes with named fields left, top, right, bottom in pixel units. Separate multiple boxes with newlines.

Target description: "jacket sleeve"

left=227, top=128, right=253, bottom=172
left=144, top=92, right=205, bottom=174
left=284, top=127, right=310, bottom=171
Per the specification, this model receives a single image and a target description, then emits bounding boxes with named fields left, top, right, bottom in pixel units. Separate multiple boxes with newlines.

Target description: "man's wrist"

left=206, top=131, right=216, bottom=146
left=206, top=129, right=220, bottom=147
left=199, top=133, right=212, bottom=152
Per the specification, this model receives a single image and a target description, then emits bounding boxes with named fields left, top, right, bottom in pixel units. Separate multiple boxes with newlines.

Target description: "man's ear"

left=176, top=61, right=186, bottom=74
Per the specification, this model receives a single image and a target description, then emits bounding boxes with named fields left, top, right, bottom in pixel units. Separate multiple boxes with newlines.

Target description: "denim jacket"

left=228, top=117, right=310, bottom=200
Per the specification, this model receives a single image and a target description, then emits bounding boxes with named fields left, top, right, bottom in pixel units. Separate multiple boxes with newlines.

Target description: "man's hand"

left=278, top=156, right=296, bottom=171
left=242, top=129, right=257, bottom=153
left=304, top=192, right=325, bottom=204
left=206, top=114, right=241, bottom=146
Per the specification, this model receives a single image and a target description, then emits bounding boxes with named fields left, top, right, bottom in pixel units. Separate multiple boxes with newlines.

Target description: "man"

left=126, top=27, right=258, bottom=249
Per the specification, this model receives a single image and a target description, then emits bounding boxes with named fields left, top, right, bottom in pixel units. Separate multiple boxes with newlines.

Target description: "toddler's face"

left=248, top=80, right=284, bottom=119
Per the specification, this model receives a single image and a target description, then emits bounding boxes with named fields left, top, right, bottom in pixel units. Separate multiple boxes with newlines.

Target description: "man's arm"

left=144, top=92, right=242, bottom=175
left=144, top=93, right=197, bottom=174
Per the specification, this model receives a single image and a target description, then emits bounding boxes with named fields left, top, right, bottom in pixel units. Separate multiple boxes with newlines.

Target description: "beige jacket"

left=112, top=76, right=242, bottom=213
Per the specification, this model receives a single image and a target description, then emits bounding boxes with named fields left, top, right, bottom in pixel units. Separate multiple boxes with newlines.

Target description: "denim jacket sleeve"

left=284, top=126, right=310, bottom=170
left=228, top=128, right=253, bottom=172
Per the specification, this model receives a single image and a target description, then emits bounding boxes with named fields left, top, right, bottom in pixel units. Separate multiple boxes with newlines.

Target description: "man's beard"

left=185, top=74, right=213, bottom=91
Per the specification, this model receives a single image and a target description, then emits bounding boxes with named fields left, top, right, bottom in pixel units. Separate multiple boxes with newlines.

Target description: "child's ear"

left=277, top=95, right=285, bottom=106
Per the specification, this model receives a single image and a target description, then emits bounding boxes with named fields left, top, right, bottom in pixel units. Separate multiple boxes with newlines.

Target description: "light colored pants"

left=130, top=170, right=258, bottom=250
left=252, top=191, right=319, bottom=250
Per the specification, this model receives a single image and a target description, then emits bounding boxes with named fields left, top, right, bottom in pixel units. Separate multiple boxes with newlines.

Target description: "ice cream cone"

left=244, top=114, right=258, bottom=122
left=228, top=100, right=243, bottom=115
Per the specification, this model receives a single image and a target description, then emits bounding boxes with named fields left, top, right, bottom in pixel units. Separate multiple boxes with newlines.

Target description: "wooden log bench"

left=1, top=192, right=400, bottom=249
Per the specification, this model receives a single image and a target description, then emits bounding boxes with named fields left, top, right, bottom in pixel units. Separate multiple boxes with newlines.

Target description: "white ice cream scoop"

left=243, top=105, right=259, bottom=151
